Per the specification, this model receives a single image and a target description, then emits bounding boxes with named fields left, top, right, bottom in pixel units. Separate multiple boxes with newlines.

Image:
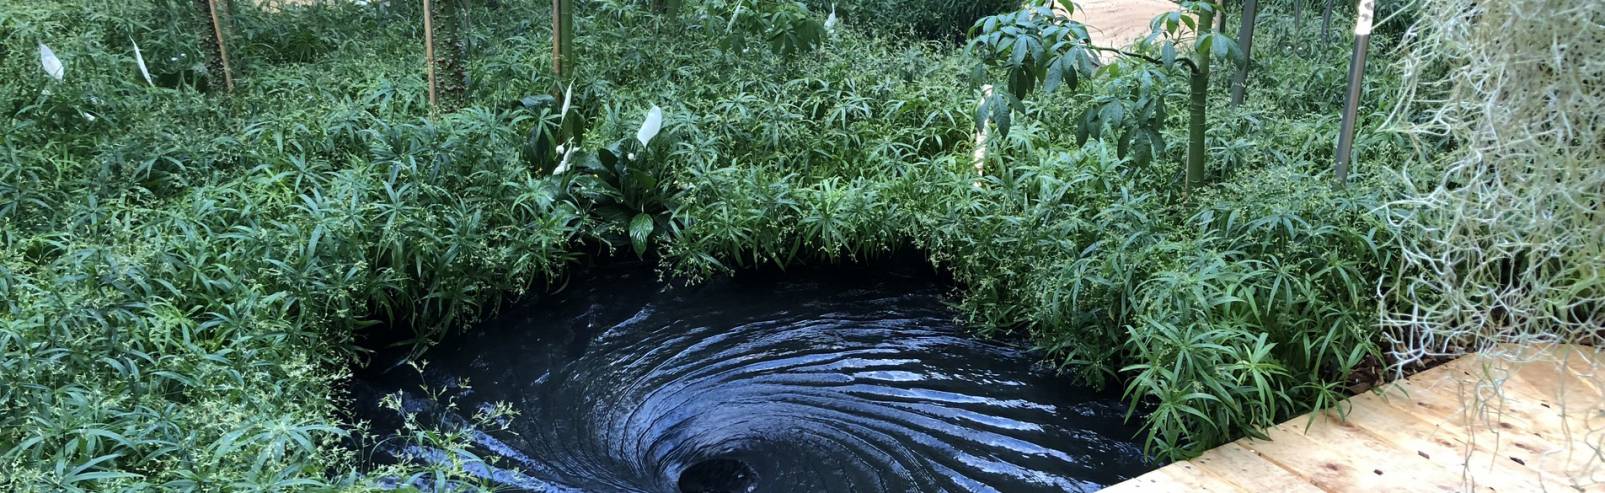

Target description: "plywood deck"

left=1059, top=0, right=1180, bottom=49
left=1103, top=344, right=1605, bottom=492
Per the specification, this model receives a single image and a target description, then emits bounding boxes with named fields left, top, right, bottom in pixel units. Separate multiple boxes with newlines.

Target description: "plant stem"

left=1187, top=2, right=1217, bottom=191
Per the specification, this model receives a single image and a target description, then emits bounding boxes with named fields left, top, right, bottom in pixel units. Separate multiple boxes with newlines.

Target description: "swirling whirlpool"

left=352, top=262, right=1154, bottom=492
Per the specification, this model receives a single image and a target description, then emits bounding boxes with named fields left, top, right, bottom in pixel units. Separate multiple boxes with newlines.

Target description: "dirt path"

left=1058, top=0, right=1180, bottom=49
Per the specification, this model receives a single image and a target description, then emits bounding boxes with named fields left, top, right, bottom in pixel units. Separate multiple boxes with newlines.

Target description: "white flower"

left=39, top=43, right=64, bottom=81
left=636, top=105, right=664, bottom=147
left=553, top=146, right=578, bottom=175
left=824, top=4, right=838, bottom=37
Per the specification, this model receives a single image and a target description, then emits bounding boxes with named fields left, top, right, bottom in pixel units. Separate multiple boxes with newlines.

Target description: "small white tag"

left=1354, top=0, right=1376, bottom=36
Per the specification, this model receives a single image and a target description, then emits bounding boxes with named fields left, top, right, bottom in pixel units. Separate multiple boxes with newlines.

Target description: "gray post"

left=1230, top=0, right=1257, bottom=106
left=1217, top=0, right=1229, bottom=34
left=1334, top=0, right=1374, bottom=184
left=1295, top=0, right=1304, bottom=34
left=1320, top=0, right=1333, bottom=43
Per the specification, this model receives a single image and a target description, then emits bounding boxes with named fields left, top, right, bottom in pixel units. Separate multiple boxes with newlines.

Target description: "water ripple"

left=355, top=264, right=1152, bottom=492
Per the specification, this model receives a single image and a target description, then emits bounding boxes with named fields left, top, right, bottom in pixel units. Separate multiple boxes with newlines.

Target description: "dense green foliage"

left=801, top=0, right=1018, bottom=41
left=2, top=0, right=1422, bottom=488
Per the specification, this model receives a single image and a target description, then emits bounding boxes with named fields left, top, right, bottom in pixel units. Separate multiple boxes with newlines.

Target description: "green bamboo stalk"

left=552, top=0, right=574, bottom=79
left=1187, top=1, right=1217, bottom=191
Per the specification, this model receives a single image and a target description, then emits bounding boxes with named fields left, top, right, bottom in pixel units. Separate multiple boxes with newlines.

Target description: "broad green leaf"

left=629, top=213, right=654, bottom=257
left=1043, top=57, right=1065, bottom=93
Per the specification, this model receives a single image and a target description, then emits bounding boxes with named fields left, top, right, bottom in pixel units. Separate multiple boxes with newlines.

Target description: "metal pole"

left=1229, top=0, right=1257, bottom=106
left=1320, top=0, right=1333, bottom=43
left=1334, top=0, right=1374, bottom=184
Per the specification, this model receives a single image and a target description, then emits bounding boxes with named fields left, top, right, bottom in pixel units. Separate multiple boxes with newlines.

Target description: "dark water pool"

left=352, top=261, right=1154, bottom=492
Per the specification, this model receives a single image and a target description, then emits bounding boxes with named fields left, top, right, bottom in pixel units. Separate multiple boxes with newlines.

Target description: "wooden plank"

left=1375, top=359, right=1603, bottom=485
left=1400, top=353, right=1602, bottom=446
left=1191, top=442, right=1323, bottom=492
left=1343, top=391, right=1574, bottom=491
left=1239, top=415, right=1473, bottom=492
left=1058, top=0, right=1180, bottom=52
left=1101, top=462, right=1245, bottom=493
left=1102, top=345, right=1605, bottom=492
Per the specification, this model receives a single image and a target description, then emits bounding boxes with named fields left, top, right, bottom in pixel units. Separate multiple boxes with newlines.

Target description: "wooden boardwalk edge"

left=1102, top=344, right=1605, bottom=492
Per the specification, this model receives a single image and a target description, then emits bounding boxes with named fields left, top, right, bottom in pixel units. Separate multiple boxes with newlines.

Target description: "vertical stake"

left=1320, top=0, right=1334, bottom=43
left=423, top=0, right=438, bottom=111
left=1229, top=0, right=1258, bottom=106
left=1334, top=0, right=1374, bottom=185
left=552, top=0, right=574, bottom=80
left=206, top=0, right=235, bottom=91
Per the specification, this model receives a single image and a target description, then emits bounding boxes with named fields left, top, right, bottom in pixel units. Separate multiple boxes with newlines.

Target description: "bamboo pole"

left=423, top=0, right=438, bottom=111
left=552, top=0, right=574, bottom=79
left=1185, top=1, right=1217, bottom=192
left=206, top=0, right=235, bottom=91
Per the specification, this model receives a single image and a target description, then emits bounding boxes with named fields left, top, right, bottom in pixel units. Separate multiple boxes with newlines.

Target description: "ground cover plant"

left=0, top=0, right=1527, bottom=489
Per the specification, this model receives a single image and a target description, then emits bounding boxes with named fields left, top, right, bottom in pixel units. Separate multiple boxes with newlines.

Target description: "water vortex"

left=354, top=262, right=1153, bottom=492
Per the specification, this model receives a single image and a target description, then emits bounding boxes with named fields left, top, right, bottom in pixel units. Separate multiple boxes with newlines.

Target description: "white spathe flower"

left=553, top=145, right=578, bottom=175
left=560, top=81, right=574, bottom=118
left=39, top=43, right=64, bottom=81
left=824, top=4, right=838, bottom=37
left=132, top=38, right=153, bottom=86
left=636, top=105, right=664, bottom=148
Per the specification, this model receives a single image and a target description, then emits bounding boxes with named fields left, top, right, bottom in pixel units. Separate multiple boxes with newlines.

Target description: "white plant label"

left=1354, top=0, right=1376, bottom=36
left=39, top=43, right=64, bottom=81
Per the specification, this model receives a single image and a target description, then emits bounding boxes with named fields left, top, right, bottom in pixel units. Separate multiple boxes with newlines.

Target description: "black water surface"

left=352, top=261, right=1154, bottom=492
